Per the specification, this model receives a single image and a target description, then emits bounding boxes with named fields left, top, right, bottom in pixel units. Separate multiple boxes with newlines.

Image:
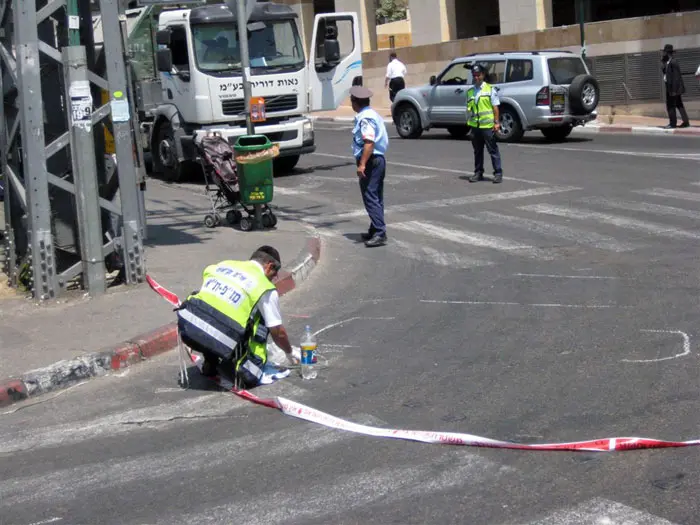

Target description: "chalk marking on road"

left=458, top=211, right=640, bottom=252
left=520, top=204, right=700, bottom=240
left=24, top=518, right=63, bottom=525
left=390, top=239, right=495, bottom=269
left=420, top=300, right=629, bottom=309
left=522, top=497, right=681, bottom=525
left=514, top=273, right=628, bottom=280
left=312, top=151, right=551, bottom=185
left=307, top=186, right=581, bottom=223
left=392, top=220, right=558, bottom=260
left=314, top=316, right=396, bottom=337
left=622, top=330, right=691, bottom=363
left=580, top=196, right=700, bottom=221
left=633, top=188, right=700, bottom=203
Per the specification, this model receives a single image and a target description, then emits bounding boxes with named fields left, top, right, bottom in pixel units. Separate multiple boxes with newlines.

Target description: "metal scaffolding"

left=1, top=0, right=147, bottom=300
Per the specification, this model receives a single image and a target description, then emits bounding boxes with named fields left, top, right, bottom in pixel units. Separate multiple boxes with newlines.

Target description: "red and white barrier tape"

left=148, top=274, right=700, bottom=453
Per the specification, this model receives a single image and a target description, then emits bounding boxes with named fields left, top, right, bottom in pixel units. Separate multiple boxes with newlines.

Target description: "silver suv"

left=391, top=51, right=600, bottom=142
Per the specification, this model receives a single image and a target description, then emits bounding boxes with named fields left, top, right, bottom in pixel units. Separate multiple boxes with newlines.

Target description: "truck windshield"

left=191, top=20, right=304, bottom=74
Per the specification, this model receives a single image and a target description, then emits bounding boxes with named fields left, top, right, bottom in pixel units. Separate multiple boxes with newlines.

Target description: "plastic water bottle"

left=300, top=325, right=318, bottom=380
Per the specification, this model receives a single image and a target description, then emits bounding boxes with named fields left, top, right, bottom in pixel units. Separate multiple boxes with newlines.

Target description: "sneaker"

left=364, top=233, right=387, bottom=247
left=492, top=174, right=503, bottom=184
left=679, top=122, right=690, bottom=128
left=468, top=173, right=484, bottom=183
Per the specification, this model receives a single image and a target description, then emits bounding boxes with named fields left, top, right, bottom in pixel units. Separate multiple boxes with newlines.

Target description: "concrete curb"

left=0, top=234, right=322, bottom=408
left=310, top=116, right=700, bottom=137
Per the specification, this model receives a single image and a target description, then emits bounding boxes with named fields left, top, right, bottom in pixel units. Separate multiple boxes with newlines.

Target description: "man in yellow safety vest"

left=176, top=245, right=298, bottom=388
left=467, top=64, right=503, bottom=184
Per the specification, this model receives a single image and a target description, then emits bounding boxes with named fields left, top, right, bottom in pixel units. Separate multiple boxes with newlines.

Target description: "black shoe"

left=492, top=174, right=503, bottom=184
left=679, top=122, right=690, bottom=128
left=468, top=173, right=484, bottom=183
left=364, top=233, right=387, bottom=247
left=361, top=230, right=376, bottom=241
left=201, top=359, right=218, bottom=377
left=663, top=124, right=676, bottom=129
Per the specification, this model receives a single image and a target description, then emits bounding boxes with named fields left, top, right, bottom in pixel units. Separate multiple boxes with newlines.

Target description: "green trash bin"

left=233, top=134, right=275, bottom=205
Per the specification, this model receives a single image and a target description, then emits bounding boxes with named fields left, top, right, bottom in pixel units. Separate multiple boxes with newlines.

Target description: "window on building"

left=438, top=62, right=470, bottom=85
left=505, top=59, right=534, bottom=82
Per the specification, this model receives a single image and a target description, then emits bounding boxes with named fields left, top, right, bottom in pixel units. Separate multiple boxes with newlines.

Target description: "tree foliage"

left=376, top=0, right=407, bottom=24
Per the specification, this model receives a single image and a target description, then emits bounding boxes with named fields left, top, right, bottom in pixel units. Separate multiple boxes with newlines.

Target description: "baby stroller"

left=195, top=132, right=277, bottom=231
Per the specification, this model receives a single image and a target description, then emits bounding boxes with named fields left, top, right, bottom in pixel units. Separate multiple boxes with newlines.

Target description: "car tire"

left=154, top=122, right=193, bottom=183
left=568, top=74, right=600, bottom=114
left=395, top=104, right=423, bottom=139
left=447, top=126, right=471, bottom=140
left=540, top=125, right=573, bottom=142
left=495, top=106, right=524, bottom=143
left=273, top=155, right=300, bottom=176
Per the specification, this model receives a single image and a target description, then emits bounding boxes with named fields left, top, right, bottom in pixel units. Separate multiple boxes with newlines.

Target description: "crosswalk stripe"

left=155, top=452, right=511, bottom=525
left=308, top=186, right=580, bottom=222
left=458, top=211, right=639, bottom=252
left=392, top=220, right=557, bottom=260
left=580, top=196, right=700, bottom=220
left=520, top=497, right=680, bottom=525
left=633, top=188, right=700, bottom=203
left=520, top=204, right=700, bottom=240
left=390, top=239, right=495, bottom=269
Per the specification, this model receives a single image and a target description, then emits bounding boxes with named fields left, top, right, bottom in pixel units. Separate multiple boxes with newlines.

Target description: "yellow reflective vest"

left=467, top=82, right=496, bottom=129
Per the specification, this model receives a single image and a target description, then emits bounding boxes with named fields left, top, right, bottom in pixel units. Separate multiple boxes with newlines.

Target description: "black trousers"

left=666, top=93, right=690, bottom=127
left=471, top=127, right=502, bottom=176
left=389, top=77, right=405, bottom=102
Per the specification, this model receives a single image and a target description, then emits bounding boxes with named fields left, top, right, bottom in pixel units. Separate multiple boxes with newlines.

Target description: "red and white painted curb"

left=151, top=276, right=700, bottom=454
left=0, top=235, right=321, bottom=408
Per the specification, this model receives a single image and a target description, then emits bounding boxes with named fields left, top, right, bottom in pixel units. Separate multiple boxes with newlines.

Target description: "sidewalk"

left=0, top=180, right=321, bottom=407
left=310, top=106, right=700, bottom=137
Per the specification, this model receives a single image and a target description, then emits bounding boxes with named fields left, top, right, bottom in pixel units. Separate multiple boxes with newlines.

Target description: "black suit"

left=663, top=58, right=690, bottom=127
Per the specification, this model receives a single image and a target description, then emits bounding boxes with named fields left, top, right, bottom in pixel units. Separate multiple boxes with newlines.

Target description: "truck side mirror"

left=324, top=39, right=341, bottom=67
left=156, top=49, right=173, bottom=72
left=430, top=75, right=437, bottom=85
left=156, top=29, right=171, bottom=46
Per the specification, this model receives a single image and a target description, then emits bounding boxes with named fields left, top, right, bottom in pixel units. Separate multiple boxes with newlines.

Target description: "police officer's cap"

left=471, top=64, right=485, bottom=74
left=349, top=86, right=373, bottom=99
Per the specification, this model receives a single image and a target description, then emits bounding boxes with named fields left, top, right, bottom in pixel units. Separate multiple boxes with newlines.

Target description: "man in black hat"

left=662, top=44, right=690, bottom=129
left=467, top=64, right=503, bottom=184
left=350, top=85, right=389, bottom=247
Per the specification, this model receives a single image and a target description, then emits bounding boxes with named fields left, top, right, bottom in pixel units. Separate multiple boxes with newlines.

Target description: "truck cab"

left=146, top=2, right=362, bottom=181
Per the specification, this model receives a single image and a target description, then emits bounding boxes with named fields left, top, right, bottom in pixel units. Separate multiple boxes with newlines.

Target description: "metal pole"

left=67, top=0, right=80, bottom=45
left=0, top=58, right=16, bottom=285
left=234, top=0, right=262, bottom=228
left=100, top=0, right=146, bottom=285
left=14, top=0, right=59, bottom=300
left=578, top=0, right=586, bottom=59
left=62, top=46, right=106, bottom=296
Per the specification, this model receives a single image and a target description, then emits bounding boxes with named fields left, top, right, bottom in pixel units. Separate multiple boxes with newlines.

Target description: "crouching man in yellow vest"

left=177, top=245, right=298, bottom=388
left=467, top=64, right=503, bottom=184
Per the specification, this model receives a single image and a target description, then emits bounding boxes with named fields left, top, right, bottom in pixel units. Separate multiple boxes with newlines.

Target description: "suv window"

left=505, top=59, right=533, bottom=82
left=474, top=60, right=506, bottom=84
left=439, top=62, right=470, bottom=85
left=548, top=57, right=587, bottom=85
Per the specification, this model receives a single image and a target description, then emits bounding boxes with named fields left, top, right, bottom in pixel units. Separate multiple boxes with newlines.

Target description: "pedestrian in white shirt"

left=385, top=52, right=407, bottom=103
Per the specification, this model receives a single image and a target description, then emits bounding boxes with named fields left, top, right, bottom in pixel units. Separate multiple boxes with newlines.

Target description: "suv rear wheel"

left=395, top=104, right=423, bottom=139
left=495, top=106, right=524, bottom=143
left=541, top=125, right=573, bottom=142
left=568, top=74, right=600, bottom=114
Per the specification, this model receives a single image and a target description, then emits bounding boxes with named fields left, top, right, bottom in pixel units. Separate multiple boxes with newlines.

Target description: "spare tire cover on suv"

left=568, top=74, right=600, bottom=114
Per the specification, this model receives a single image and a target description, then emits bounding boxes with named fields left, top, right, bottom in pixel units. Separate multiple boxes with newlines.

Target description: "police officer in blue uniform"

left=350, top=85, right=389, bottom=248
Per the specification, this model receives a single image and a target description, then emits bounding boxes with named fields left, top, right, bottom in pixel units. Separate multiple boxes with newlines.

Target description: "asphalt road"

left=2, top=126, right=700, bottom=525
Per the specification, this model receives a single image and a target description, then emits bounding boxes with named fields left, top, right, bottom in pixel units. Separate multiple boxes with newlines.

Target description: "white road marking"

left=512, top=143, right=700, bottom=162
left=459, top=211, right=639, bottom=252
left=622, top=330, right=692, bottom=363
left=521, top=204, right=700, bottom=240
left=390, top=239, right=495, bottom=269
left=580, top=196, right=700, bottom=220
left=420, top=300, right=628, bottom=309
left=514, top=273, right=627, bottom=280
left=24, top=518, right=63, bottom=525
left=307, top=173, right=435, bottom=186
left=633, top=188, right=700, bottom=203
left=392, top=220, right=558, bottom=260
left=309, top=186, right=580, bottom=223
left=312, top=151, right=551, bottom=185
left=518, top=497, right=681, bottom=525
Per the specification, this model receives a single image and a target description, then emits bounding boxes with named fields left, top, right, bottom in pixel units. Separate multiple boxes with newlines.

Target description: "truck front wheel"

left=154, top=122, right=192, bottom=183
left=273, top=155, right=300, bottom=176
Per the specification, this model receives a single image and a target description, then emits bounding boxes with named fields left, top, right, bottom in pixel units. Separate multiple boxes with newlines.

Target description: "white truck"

left=109, top=1, right=363, bottom=181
